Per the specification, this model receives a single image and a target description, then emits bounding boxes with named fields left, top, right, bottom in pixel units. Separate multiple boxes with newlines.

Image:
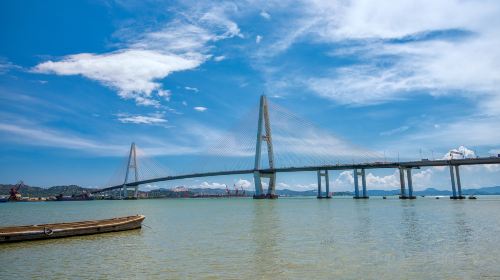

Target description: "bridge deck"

left=92, top=157, right=500, bottom=193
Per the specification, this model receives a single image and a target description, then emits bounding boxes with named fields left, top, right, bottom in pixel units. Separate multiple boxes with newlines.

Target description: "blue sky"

left=1, top=0, right=499, bottom=191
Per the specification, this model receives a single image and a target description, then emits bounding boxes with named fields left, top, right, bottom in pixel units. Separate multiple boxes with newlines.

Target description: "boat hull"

left=0, top=215, right=145, bottom=243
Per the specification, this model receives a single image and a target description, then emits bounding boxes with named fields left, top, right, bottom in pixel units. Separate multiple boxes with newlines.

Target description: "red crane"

left=9, top=181, right=24, bottom=201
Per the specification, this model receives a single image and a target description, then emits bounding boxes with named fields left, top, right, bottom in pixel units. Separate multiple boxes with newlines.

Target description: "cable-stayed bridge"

left=93, top=95, right=500, bottom=200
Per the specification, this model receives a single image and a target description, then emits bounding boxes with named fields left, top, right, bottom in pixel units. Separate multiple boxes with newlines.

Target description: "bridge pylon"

left=253, top=95, right=277, bottom=199
left=122, top=142, right=139, bottom=199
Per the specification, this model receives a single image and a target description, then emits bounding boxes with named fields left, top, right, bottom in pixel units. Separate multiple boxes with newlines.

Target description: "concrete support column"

left=121, top=186, right=127, bottom=199
left=353, top=168, right=360, bottom=198
left=317, top=170, right=322, bottom=198
left=253, top=171, right=264, bottom=198
left=399, top=167, right=407, bottom=199
left=325, top=170, right=330, bottom=198
left=361, top=168, right=368, bottom=198
left=449, top=165, right=457, bottom=199
left=134, top=185, right=139, bottom=199
left=406, top=168, right=416, bottom=199
left=267, top=173, right=276, bottom=197
left=455, top=165, right=464, bottom=199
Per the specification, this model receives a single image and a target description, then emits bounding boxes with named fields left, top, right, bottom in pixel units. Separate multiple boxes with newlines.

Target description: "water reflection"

left=453, top=202, right=473, bottom=247
left=352, top=200, right=372, bottom=244
left=401, top=201, right=421, bottom=242
left=400, top=201, right=422, bottom=259
left=250, top=200, right=282, bottom=278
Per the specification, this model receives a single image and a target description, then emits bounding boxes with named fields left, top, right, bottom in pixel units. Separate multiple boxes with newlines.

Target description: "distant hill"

left=2, top=183, right=499, bottom=198
left=0, top=184, right=96, bottom=197
left=462, top=186, right=500, bottom=195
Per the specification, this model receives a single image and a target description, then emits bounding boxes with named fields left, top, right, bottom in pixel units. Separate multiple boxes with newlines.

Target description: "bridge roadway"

left=92, top=156, right=500, bottom=194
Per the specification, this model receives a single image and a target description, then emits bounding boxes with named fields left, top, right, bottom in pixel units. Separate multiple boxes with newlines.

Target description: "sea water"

left=1, top=196, right=500, bottom=279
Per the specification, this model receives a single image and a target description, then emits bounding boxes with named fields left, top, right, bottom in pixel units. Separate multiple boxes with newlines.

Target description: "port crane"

left=9, top=181, right=24, bottom=201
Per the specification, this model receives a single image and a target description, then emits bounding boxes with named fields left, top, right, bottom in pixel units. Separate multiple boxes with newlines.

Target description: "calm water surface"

left=1, top=196, right=500, bottom=279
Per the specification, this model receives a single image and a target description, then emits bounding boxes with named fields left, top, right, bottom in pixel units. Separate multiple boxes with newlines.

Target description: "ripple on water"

left=1, top=197, right=500, bottom=279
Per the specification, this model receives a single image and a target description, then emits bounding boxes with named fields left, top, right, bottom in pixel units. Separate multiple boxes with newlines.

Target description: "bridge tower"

left=122, top=142, right=139, bottom=199
left=253, top=95, right=277, bottom=199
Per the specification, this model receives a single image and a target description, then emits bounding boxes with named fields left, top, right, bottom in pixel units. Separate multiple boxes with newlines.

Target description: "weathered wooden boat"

left=0, top=215, right=145, bottom=243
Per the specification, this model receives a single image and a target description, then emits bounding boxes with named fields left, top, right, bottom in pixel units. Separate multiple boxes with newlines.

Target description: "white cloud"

left=276, top=182, right=290, bottom=189
left=235, top=179, right=252, bottom=189
left=0, top=58, right=21, bottom=74
left=257, top=0, right=500, bottom=114
left=334, top=171, right=354, bottom=189
left=243, top=0, right=500, bottom=156
left=306, top=64, right=427, bottom=105
left=213, top=55, right=226, bottom=62
left=116, top=112, right=168, bottom=125
left=33, top=9, right=241, bottom=107
left=185, top=86, right=199, bottom=92
left=157, top=89, right=171, bottom=101
left=260, top=10, right=271, bottom=20
left=304, top=0, right=495, bottom=41
left=412, top=168, right=434, bottom=188
left=443, top=145, right=476, bottom=159
left=34, top=50, right=203, bottom=107
left=333, top=168, right=435, bottom=190
left=256, top=35, right=263, bottom=44
left=199, top=181, right=227, bottom=188
left=194, top=106, right=207, bottom=112
left=365, top=171, right=400, bottom=189
left=484, top=164, right=500, bottom=172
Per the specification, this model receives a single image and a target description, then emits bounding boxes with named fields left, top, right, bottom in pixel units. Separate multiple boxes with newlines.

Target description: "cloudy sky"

left=1, top=0, right=499, bottom=190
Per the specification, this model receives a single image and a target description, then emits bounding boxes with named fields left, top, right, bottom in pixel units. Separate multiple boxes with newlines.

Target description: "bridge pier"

left=399, top=167, right=406, bottom=198
left=253, top=171, right=264, bottom=198
left=449, top=165, right=457, bottom=199
left=450, top=165, right=465, bottom=199
left=455, top=165, right=465, bottom=199
left=353, top=168, right=368, bottom=199
left=253, top=171, right=278, bottom=199
left=121, top=185, right=127, bottom=199
left=406, top=168, right=416, bottom=199
left=361, top=168, right=368, bottom=198
left=317, top=170, right=331, bottom=199
left=353, top=168, right=359, bottom=198
left=399, top=167, right=416, bottom=199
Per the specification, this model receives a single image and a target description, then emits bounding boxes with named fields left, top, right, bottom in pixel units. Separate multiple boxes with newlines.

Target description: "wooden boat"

left=0, top=215, right=145, bottom=243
